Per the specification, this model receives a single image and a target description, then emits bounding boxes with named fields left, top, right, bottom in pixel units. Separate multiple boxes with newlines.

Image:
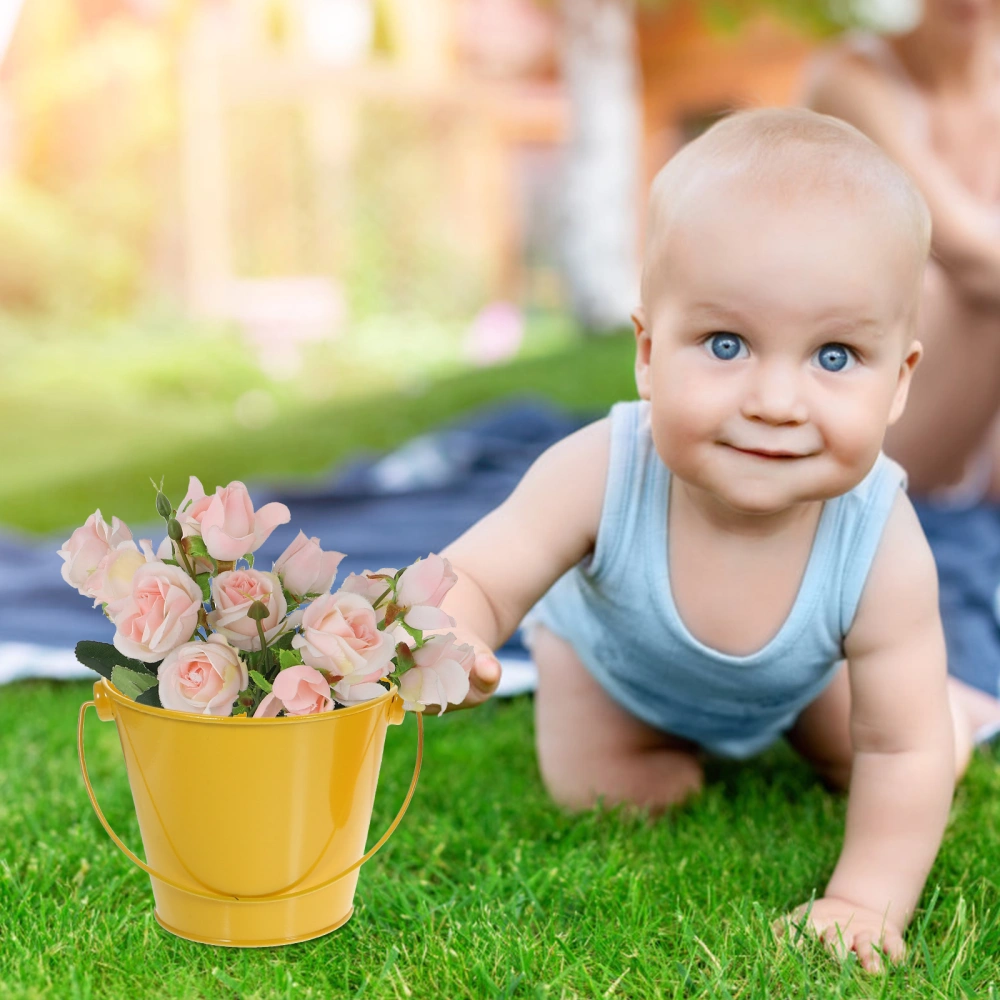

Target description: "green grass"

left=3, top=682, right=1000, bottom=999
left=3, top=328, right=1000, bottom=997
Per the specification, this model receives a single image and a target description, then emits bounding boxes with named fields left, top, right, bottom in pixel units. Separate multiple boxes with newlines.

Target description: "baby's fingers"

left=470, top=653, right=502, bottom=701
left=819, top=924, right=905, bottom=974
left=445, top=652, right=501, bottom=712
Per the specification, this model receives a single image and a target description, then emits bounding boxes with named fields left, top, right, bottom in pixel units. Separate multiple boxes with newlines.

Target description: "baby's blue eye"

left=708, top=333, right=746, bottom=361
left=815, top=343, right=854, bottom=372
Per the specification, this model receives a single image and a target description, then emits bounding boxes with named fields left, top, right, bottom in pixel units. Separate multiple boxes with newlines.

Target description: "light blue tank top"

left=527, top=400, right=907, bottom=758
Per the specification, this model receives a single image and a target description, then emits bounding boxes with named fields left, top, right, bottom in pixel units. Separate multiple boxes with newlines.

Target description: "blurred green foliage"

left=0, top=179, right=138, bottom=315
left=640, top=0, right=850, bottom=34
left=2, top=0, right=180, bottom=319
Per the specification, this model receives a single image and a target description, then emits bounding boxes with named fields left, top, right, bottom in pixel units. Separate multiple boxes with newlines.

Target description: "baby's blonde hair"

left=641, top=107, right=932, bottom=307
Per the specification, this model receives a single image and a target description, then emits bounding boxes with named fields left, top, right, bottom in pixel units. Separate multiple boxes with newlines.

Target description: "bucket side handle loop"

left=77, top=699, right=424, bottom=904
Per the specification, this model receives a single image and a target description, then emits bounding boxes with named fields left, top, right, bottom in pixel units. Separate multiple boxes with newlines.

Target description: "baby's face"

left=636, top=182, right=923, bottom=516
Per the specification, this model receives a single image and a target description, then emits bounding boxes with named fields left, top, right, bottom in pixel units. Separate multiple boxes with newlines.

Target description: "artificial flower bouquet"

left=58, top=477, right=474, bottom=718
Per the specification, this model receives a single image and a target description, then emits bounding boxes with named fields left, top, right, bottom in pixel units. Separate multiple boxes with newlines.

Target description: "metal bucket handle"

left=78, top=696, right=423, bottom=904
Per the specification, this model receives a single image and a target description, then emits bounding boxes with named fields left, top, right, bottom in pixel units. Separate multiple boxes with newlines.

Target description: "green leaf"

left=277, top=648, right=303, bottom=670
left=110, top=665, right=158, bottom=701
left=249, top=670, right=272, bottom=693
left=187, top=536, right=209, bottom=559
left=195, top=572, right=212, bottom=603
left=75, top=641, right=158, bottom=681
left=243, top=552, right=254, bottom=569
left=161, top=558, right=179, bottom=567
left=397, top=620, right=424, bottom=646
left=270, top=630, right=296, bottom=651
left=136, top=684, right=162, bottom=708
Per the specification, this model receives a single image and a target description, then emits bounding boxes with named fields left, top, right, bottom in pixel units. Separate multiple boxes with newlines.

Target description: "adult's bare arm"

left=806, top=49, right=1000, bottom=309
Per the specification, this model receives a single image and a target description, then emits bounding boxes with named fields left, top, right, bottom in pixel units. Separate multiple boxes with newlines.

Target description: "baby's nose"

left=741, top=361, right=808, bottom=425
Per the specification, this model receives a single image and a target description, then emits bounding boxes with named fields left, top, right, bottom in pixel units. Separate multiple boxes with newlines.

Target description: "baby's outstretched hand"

left=772, top=896, right=905, bottom=973
left=441, top=646, right=501, bottom=712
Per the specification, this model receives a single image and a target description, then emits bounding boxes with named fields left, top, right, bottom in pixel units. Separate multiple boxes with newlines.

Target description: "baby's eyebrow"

left=686, top=302, right=753, bottom=328
left=686, top=303, right=884, bottom=340
left=813, top=316, right=884, bottom=340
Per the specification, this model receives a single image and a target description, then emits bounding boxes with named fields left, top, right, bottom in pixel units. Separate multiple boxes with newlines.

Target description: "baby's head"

left=634, top=107, right=930, bottom=515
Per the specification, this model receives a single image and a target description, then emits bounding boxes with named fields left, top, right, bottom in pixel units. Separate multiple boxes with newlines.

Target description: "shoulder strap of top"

left=589, top=400, right=651, bottom=580
left=838, top=452, right=908, bottom=636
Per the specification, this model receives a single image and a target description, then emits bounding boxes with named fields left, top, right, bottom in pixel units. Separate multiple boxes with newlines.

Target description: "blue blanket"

left=912, top=498, right=1000, bottom=697
left=4, top=399, right=1000, bottom=699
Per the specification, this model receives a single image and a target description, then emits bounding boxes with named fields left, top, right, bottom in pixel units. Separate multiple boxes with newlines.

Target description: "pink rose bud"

left=57, top=510, right=133, bottom=596
left=158, top=633, right=248, bottom=716
left=197, top=481, right=290, bottom=562
left=253, top=665, right=333, bottom=717
left=292, top=591, right=395, bottom=682
left=273, top=531, right=345, bottom=599
left=175, top=476, right=214, bottom=538
left=340, top=569, right=398, bottom=622
left=395, top=554, right=457, bottom=630
left=207, top=570, right=288, bottom=651
left=398, top=633, right=474, bottom=714
left=107, top=562, right=204, bottom=662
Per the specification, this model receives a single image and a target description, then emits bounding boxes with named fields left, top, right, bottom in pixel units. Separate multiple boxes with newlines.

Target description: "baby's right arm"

left=438, top=416, right=611, bottom=707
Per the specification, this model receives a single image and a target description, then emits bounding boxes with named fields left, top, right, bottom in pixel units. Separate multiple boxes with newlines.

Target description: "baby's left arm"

left=782, top=491, right=955, bottom=971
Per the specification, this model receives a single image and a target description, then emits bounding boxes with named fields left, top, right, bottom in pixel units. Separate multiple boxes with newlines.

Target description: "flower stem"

left=174, top=538, right=197, bottom=578
left=255, top=618, right=270, bottom=672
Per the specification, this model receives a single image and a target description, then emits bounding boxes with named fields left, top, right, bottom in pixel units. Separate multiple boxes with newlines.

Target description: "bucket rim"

left=96, top=676, right=398, bottom=725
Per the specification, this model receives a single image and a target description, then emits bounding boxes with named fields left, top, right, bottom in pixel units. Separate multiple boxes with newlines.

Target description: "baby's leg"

left=786, top=663, right=984, bottom=790
left=530, top=624, right=704, bottom=815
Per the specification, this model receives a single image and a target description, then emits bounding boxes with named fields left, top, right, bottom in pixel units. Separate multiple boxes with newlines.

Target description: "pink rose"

left=57, top=510, right=133, bottom=595
left=206, top=570, right=288, bottom=651
left=273, top=531, right=345, bottom=599
left=107, top=562, right=204, bottom=663
left=340, top=569, right=398, bottom=623
left=292, top=591, right=395, bottom=681
left=253, top=665, right=333, bottom=717
left=398, top=633, right=474, bottom=714
left=395, top=554, right=457, bottom=630
left=331, top=674, right=391, bottom=706
left=86, top=538, right=159, bottom=607
left=195, top=480, right=290, bottom=562
left=175, top=476, right=215, bottom=538
left=158, top=633, right=248, bottom=716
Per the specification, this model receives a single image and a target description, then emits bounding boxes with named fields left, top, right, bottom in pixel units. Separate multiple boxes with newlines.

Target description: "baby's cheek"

left=820, top=410, right=883, bottom=479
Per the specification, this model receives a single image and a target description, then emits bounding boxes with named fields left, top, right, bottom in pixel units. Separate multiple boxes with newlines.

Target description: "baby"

left=438, top=108, right=984, bottom=972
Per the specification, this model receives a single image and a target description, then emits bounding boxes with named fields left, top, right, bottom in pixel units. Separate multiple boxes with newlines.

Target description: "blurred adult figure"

left=805, top=0, right=1000, bottom=499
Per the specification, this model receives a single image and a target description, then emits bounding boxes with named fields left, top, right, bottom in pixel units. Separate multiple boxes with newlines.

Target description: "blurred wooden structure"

left=639, top=3, right=815, bottom=186
left=178, top=0, right=817, bottom=328
left=179, top=0, right=567, bottom=336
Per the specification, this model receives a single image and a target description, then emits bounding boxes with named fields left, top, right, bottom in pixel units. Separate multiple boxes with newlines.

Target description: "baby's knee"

left=539, top=747, right=704, bottom=817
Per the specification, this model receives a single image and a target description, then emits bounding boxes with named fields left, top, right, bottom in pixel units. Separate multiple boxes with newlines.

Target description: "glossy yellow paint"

left=79, top=677, right=422, bottom=947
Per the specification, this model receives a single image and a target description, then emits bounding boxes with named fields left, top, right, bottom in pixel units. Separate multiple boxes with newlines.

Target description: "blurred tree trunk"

left=559, top=0, right=641, bottom=334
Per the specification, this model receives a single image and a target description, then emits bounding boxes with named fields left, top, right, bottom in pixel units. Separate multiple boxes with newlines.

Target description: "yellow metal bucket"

left=78, top=677, right=422, bottom=947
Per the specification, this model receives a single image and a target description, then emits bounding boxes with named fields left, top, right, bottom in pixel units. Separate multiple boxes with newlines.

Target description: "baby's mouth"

left=723, top=443, right=812, bottom=460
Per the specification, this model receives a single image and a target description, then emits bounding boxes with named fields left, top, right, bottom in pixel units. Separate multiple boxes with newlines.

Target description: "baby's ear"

left=633, top=308, right=652, bottom=401
left=887, top=339, right=923, bottom=425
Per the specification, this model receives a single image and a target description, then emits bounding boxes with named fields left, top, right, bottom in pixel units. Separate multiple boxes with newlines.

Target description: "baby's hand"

left=772, top=896, right=905, bottom=973
left=463, top=651, right=502, bottom=709
left=438, top=635, right=501, bottom=712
